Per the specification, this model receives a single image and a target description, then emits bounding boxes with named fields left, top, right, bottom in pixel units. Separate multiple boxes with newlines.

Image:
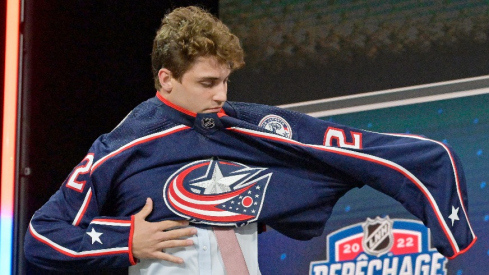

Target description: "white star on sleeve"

left=448, top=206, right=460, bottom=226
left=87, top=228, right=103, bottom=244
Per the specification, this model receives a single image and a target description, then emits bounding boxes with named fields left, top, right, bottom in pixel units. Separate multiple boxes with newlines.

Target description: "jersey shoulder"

left=224, top=101, right=306, bottom=140
left=225, top=101, right=304, bottom=126
left=96, top=96, right=179, bottom=153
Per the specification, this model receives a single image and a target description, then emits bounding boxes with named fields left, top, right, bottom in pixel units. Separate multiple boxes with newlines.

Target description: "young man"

left=25, top=6, right=476, bottom=275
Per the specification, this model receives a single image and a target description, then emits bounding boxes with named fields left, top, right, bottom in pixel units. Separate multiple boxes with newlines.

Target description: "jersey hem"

left=447, top=236, right=477, bottom=260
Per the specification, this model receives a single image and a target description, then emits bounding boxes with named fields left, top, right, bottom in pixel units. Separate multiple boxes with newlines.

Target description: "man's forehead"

left=188, top=56, right=231, bottom=76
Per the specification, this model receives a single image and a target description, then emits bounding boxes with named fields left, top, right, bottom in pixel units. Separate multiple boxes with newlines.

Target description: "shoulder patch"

left=258, top=115, right=293, bottom=139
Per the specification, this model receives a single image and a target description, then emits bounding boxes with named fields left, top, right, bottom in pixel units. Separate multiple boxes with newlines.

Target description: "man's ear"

left=158, top=68, right=173, bottom=92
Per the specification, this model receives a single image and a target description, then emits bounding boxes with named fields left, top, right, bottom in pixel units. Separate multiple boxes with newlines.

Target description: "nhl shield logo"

left=362, top=216, right=394, bottom=257
left=163, top=158, right=272, bottom=226
left=201, top=117, right=215, bottom=129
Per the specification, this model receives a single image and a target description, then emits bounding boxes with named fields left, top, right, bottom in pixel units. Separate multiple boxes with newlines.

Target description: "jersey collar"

left=155, top=92, right=227, bottom=117
left=155, top=92, right=227, bottom=129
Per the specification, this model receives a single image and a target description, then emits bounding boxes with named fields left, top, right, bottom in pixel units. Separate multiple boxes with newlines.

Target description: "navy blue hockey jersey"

left=25, top=93, right=477, bottom=271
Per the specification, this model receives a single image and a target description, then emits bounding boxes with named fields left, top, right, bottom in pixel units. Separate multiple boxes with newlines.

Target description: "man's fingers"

left=152, top=251, right=185, bottom=264
left=157, top=227, right=197, bottom=242
left=156, top=219, right=191, bottom=231
left=151, top=240, right=195, bottom=264
left=131, top=201, right=197, bottom=263
left=135, top=198, right=153, bottom=220
left=157, top=239, right=194, bottom=250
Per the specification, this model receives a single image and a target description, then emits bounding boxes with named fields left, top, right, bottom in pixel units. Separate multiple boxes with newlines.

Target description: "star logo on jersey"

left=190, top=163, right=249, bottom=194
left=86, top=228, right=103, bottom=245
left=163, top=158, right=272, bottom=226
left=448, top=206, right=460, bottom=226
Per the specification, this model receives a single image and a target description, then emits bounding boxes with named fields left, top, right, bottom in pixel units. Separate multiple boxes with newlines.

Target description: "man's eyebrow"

left=197, top=76, right=228, bottom=81
left=198, top=77, right=219, bottom=80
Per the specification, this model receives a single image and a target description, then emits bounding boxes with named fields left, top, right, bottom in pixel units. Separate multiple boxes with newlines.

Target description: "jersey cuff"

left=447, top=236, right=477, bottom=260
left=128, top=215, right=137, bottom=265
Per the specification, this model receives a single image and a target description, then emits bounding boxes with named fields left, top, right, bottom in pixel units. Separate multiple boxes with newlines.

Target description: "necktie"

left=213, top=227, right=250, bottom=275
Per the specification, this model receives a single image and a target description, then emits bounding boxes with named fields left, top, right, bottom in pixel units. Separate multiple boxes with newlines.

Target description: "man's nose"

left=213, top=83, right=227, bottom=103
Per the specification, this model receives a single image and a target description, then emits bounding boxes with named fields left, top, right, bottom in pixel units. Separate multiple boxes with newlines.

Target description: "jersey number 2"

left=324, top=127, right=363, bottom=149
left=66, top=154, right=94, bottom=192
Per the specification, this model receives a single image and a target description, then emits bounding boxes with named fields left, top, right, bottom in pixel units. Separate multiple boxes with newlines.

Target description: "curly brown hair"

left=151, top=6, right=245, bottom=89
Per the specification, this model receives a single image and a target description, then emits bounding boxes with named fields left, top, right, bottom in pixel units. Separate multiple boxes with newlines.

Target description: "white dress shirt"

left=129, top=224, right=261, bottom=275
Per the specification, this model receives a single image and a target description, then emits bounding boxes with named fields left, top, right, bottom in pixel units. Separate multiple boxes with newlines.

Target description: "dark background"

left=4, top=0, right=488, bottom=274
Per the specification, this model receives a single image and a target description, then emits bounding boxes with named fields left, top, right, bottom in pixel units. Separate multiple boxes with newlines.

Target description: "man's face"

left=163, top=56, right=231, bottom=114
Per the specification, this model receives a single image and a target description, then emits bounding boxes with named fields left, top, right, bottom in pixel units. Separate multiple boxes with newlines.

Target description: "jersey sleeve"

left=24, top=144, right=137, bottom=271
left=225, top=102, right=477, bottom=259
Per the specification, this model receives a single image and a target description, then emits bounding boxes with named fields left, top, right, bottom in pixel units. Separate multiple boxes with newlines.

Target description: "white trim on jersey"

left=90, top=219, right=131, bottom=227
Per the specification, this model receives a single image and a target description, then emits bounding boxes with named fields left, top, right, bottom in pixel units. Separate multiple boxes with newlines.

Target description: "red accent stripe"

left=228, top=127, right=460, bottom=253
left=169, top=188, right=229, bottom=212
left=73, top=190, right=92, bottom=226
left=218, top=161, right=240, bottom=167
left=171, top=200, right=253, bottom=222
left=128, top=215, right=137, bottom=265
left=156, top=92, right=197, bottom=117
left=217, top=109, right=227, bottom=117
left=155, top=92, right=227, bottom=117
left=168, top=178, right=254, bottom=211
left=174, top=180, right=253, bottom=203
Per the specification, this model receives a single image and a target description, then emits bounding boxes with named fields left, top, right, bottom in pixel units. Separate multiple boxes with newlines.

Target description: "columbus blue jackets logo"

left=163, top=158, right=272, bottom=226
left=259, top=115, right=293, bottom=138
left=310, top=217, right=447, bottom=275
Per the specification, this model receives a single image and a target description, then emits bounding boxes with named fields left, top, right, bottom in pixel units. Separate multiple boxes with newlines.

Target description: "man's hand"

left=132, top=198, right=197, bottom=264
